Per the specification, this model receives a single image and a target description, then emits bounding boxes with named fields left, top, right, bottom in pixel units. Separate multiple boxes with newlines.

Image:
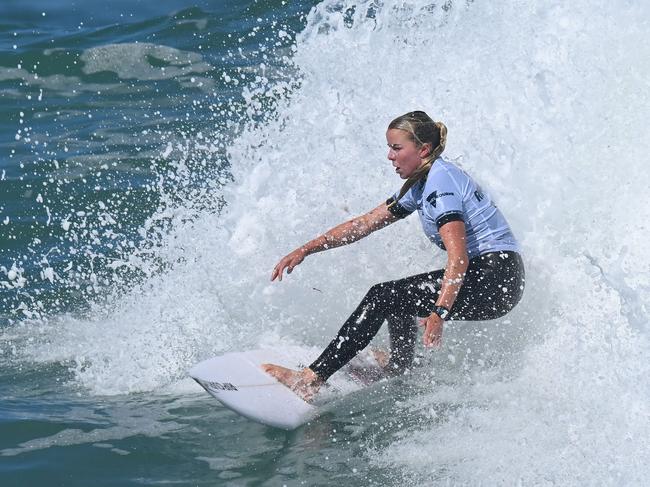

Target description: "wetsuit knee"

left=364, top=282, right=398, bottom=312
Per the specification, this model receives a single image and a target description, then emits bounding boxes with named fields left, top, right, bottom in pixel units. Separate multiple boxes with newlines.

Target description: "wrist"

left=304, top=235, right=328, bottom=254
left=432, top=305, right=450, bottom=321
left=299, top=241, right=317, bottom=255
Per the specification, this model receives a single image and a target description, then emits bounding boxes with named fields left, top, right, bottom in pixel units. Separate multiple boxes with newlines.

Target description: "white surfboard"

left=189, top=346, right=383, bottom=430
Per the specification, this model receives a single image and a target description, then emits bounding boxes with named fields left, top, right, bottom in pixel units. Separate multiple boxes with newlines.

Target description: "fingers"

left=426, top=332, right=441, bottom=348
left=271, top=256, right=295, bottom=282
left=271, top=249, right=305, bottom=282
left=422, top=316, right=443, bottom=348
left=424, top=332, right=438, bottom=348
left=427, top=326, right=442, bottom=347
left=428, top=331, right=442, bottom=348
left=271, top=260, right=287, bottom=281
left=277, top=262, right=287, bottom=281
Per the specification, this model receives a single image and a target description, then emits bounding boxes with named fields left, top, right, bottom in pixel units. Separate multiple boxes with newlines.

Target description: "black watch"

left=433, top=305, right=450, bottom=321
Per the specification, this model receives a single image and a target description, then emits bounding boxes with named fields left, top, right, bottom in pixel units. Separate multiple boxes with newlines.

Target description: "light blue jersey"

left=387, top=158, right=520, bottom=259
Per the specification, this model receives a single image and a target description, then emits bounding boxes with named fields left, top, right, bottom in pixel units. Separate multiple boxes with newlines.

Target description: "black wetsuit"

left=309, top=251, right=525, bottom=380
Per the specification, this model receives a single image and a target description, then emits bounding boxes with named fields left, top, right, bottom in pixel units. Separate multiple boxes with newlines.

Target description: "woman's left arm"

left=421, top=221, right=469, bottom=347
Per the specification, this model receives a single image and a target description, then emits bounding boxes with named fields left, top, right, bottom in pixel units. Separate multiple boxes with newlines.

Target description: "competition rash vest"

left=386, top=158, right=520, bottom=259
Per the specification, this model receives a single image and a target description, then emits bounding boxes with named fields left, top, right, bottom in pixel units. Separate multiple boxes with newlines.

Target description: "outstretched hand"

left=419, top=313, right=444, bottom=348
left=271, top=248, right=307, bottom=281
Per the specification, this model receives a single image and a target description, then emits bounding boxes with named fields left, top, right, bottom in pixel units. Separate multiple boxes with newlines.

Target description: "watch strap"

left=433, top=305, right=450, bottom=321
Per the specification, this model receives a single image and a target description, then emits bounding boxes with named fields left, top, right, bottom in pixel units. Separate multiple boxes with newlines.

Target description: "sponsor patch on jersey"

left=425, top=190, right=455, bottom=208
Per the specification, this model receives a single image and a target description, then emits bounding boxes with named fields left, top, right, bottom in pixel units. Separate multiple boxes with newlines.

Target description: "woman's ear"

left=419, top=143, right=432, bottom=158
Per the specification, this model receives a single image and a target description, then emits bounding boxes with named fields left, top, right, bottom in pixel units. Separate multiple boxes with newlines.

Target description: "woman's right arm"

left=271, top=202, right=399, bottom=281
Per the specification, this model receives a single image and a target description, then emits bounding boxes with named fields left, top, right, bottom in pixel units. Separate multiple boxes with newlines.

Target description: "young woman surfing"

left=262, top=111, right=525, bottom=401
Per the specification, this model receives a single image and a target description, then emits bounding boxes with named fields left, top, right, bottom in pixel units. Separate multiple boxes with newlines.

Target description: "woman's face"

left=386, top=128, right=430, bottom=179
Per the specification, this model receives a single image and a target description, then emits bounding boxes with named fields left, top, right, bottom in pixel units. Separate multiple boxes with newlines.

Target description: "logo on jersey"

left=426, top=191, right=454, bottom=208
left=474, top=189, right=485, bottom=202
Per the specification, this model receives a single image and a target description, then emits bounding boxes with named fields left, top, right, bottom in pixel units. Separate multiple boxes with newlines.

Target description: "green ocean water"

left=0, top=0, right=308, bottom=323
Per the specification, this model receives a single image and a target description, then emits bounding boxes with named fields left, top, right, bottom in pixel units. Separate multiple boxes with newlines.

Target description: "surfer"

left=262, top=111, right=525, bottom=401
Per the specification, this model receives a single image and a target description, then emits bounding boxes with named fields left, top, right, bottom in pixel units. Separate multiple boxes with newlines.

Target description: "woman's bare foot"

left=261, top=364, right=323, bottom=402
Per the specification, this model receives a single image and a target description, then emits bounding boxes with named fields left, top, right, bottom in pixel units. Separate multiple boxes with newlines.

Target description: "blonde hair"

left=387, top=111, right=447, bottom=207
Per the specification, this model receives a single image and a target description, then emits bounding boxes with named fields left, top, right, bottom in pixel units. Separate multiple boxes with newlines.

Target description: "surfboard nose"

left=189, top=349, right=317, bottom=430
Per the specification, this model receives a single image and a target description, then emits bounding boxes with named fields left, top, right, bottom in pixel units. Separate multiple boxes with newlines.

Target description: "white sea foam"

left=14, top=0, right=650, bottom=483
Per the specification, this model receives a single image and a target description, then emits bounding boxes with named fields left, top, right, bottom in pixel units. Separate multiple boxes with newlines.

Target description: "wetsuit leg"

left=385, top=315, right=418, bottom=375
left=309, top=270, right=444, bottom=381
left=309, top=251, right=525, bottom=382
